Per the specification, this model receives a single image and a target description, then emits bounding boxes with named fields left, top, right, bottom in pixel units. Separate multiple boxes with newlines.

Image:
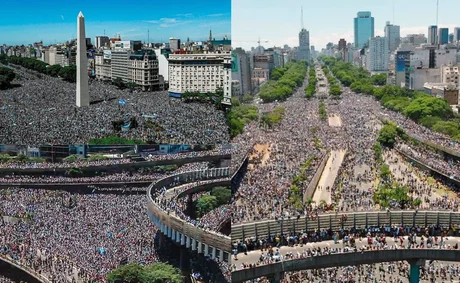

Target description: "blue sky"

left=233, top=0, right=460, bottom=51
left=0, top=0, right=230, bottom=46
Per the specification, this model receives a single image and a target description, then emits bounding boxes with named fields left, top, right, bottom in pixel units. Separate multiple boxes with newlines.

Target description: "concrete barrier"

left=0, top=254, right=50, bottom=283
left=396, top=150, right=460, bottom=187
left=231, top=210, right=460, bottom=240
left=147, top=171, right=232, bottom=253
left=232, top=249, right=460, bottom=282
left=304, top=152, right=329, bottom=201
left=0, top=154, right=231, bottom=176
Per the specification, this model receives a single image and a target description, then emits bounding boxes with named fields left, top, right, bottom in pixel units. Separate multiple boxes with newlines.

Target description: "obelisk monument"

left=76, top=11, right=89, bottom=107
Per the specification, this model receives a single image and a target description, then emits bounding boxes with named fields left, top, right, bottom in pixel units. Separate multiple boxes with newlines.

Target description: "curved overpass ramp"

left=0, top=255, right=50, bottom=283
left=232, top=249, right=460, bottom=282
left=147, top=167, right=232, bottom=263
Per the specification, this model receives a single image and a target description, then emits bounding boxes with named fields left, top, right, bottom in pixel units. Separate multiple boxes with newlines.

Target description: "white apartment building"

left=367, top=36, right=388, bottom=72
left=168, top=52, right=231, bottom=105
left=440, top=63, right=459, bottom=86
left=94, top=50, right=112, bottom=81
left=154, top=49, right=170, bottom=82
left=111, top=49, right=130, bottom=81
left=127, top=51, right=159, bottom=91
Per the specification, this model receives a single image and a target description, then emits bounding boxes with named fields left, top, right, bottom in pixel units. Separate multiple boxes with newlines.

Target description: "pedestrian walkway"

left=313, top=150, right=346, bottom=206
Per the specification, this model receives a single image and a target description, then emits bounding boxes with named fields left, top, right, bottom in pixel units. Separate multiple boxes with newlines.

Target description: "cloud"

left=176, top=13, right=193, bottom=17
left=199, top=20, right=231, bottom=27
left=60, top=15, right=64, bottom=21
left=207, top=13, right=224, bottom=17
left=145, top=18, right=190, bottom=28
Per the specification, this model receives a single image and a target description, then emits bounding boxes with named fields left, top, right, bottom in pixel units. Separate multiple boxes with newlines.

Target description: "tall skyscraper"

left=384, top=21, right=400, bottom=52
left=449, top=33, right=454, bottom=43
left=454, top=27, right=460, bottom=42
left=76, top=11, right=89, bottom=107
left=338, top=39, right=347, bottom=51
left=296, top=7, right=310, bottom=62
left=354, top=11, right=374, bottom=49
left=428, top=25, right=438, bottom=45
left=437, top=28, right=449, bottom=44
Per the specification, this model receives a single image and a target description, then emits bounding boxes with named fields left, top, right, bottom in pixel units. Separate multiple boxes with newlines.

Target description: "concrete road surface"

left=312, top=150, right=346, bottom=205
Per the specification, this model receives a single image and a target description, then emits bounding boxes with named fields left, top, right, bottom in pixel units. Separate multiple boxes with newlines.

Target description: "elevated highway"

left=147, top=167, right=232, bottom=265
left=232, top=248, right=460, bottom=282
left=232, top=210, right=460, bottom=241
left=0, top=254, right=50, bottom=283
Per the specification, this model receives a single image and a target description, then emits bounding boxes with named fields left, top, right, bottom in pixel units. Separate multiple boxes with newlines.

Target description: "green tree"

left=370, top=73, right=387, bottom=85
left=141, top=263, right=184, bottom=283
left=65, top=167, right=83, bottom=178
left=113, top=77, right=126, bottom=89
left=211, top=187, right=231, bottom=206
left=242, top=94, right=254, bottom=103
left=196, top=195, right=218, bottom=217
left=107, top=262, right=183, bottom=283
left=373, top=142, right=382, bottom=161
left=88, top=136, right=146, bottom=145
left=377, top=123, right=399, bottom=147
left=379, top=164, right=392, bottom=183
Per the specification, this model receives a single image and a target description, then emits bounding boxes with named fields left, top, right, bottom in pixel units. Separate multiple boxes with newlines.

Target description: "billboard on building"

left=231, top=53, right=239, bottom=72
left=396, top=51, right=410, bottom=72
left=103, top=50, right=112, bottom=60
left=114, top=40, right=131, bottom=49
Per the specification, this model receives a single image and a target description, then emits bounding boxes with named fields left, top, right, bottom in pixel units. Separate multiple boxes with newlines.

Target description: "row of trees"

left=0, top=66, right=16, bottom=89
left=321, top=65, right=342, bottom=98
left=305, top=67, right=317, bottom=98
left=181, top=87, right=225, bottom=108
left=372, top=125, right=422, bottom=209
left=227, top=100, right=258, bottom=138
left=195, top=187, right=231, bottom=218
left=4, top=55, right=77, bottom=83
left=88, top=136, right=146, bottom=145
left=259, top=61, right=308, bottom=103
left=322, top=56, right=459, bottom=140
left=289, top=155, right=317, bottom=210
left=319, top=101, right=327, bottom=121
left=0, top=153, right=45, bottom=164
left=261, top=106, right=285, bottom=128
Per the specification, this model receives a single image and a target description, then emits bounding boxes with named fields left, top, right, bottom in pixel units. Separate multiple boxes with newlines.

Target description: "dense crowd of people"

left=236, top=225, right=460, bottom=283
left=0, top=188, right=158, bottom=282
left=232, top=68, right=460, bottom=225
left=0, top=162, right=210, bottom=184
left=396, top=139, right=460, bottom=181
left=0, top=64, right=229, bottom=144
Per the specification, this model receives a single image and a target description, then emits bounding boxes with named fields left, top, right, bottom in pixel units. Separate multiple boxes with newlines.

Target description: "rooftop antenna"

left=104, top=29, right=105, bottom=36
left=301, top=6, right=304, bottom=30
left=148, top=29, right=150, bottom=46
left=392, top=2, right=395, bottom=24
left=436, top=0, right=439, bottom=28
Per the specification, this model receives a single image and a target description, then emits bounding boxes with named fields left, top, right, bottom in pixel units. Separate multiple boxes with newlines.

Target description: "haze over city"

left=0, top=0, right=231, bottom=45
left=232, top=0, right=460, bottom=50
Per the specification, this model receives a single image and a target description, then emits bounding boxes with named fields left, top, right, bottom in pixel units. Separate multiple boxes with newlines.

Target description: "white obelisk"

left=76, top=11, right=89, bottom=107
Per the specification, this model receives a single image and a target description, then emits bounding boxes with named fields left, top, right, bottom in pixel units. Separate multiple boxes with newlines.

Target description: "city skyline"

left=232, top=0, right=460, bottom=51
left=0, top=0, right=231, bottom=46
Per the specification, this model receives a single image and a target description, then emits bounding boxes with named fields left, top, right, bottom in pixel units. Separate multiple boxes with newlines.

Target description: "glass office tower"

left=354, top=11, right=374, bottom=49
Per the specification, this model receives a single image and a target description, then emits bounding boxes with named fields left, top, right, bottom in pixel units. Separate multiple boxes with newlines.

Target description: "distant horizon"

left=0, top=0, right=231, bottom=46
left=2, top=35, right=232, bottom=47
left=232, top=0, right=460, bottom=51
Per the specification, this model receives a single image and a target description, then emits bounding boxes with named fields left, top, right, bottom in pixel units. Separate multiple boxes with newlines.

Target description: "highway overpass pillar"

left=179, top=247, right=190, bottom=270
left=408, top=259, right=425, bottom=283
left=267, top=271, right=284, bottom=283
